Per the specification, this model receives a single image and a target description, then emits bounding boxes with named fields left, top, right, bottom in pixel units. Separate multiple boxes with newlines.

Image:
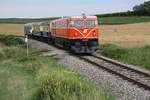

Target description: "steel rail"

left=77, top=55, right=150, bottom=91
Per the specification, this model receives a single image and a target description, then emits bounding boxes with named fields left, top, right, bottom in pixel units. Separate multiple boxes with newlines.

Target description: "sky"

left=0, top=0, right=148, bottom=18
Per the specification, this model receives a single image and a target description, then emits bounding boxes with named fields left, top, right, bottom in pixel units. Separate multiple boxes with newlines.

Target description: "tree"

left=133, top=1, right=150, bottom=16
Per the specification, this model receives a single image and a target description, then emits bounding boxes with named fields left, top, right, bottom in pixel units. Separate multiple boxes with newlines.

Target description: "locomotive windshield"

left=86, top=20, right=95, bottom=27
left=69, top=20, right=96, bottom=28
left=76, top=20, right=84, bottom=27
left=69, top=21, right=75, bottom=27
left=69, top=20, right=84, bottom=28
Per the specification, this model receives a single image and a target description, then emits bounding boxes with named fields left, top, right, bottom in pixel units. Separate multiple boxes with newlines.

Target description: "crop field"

left=0, top=24, right=24, bottom=36
left=0, top=22, right=150, bottom=48
left=100, top=22, right=150, bottom=47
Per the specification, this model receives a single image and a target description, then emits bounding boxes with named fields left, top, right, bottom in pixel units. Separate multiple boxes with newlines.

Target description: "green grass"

left=98, top=16, right=150, bottom=25
left=0, top=35, right=25, bottom=46
left=0, top=17, right=59, bottom=24
left=99, top=44, right=150, bottom=70
left=0, top=35, right=115, bottom=100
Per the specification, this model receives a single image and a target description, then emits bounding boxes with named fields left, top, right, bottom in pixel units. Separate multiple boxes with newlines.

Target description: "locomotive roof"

left=70, top=16, right=97, bottom=18
left=25, top=15, right=97, bottom=26
left=25, top=21, right=51, bottom=26
left=51, top=16, right=97, bottom=23
left=62, top=16, right=96, bottom=18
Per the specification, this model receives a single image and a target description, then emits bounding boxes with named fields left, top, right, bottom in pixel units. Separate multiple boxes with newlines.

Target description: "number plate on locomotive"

left=82, top=39, right=88, bottom=41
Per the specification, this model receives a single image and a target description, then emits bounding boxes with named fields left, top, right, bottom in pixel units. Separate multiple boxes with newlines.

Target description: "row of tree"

left=96, top=1, right=150, bottom=17
left=133, top=1, right=150, bottom=16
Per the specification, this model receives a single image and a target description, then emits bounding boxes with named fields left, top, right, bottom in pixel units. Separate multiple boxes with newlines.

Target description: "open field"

left=0, top=22, right=150, bottom=47
left=0, top=24, right=24, bottom=36
left=98, top=16, right=150, bottom=25
left=100, top=22, right=150, bottom=47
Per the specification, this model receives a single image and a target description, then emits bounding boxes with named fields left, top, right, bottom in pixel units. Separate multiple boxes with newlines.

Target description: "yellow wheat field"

left=0, top=22, right=150, bottom=47
left=100, top=22, right=150, bottom=47
left=0, top=24, right=24, bottom=36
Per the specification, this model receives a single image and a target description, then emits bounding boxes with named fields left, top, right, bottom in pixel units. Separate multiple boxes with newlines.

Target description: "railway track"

left=77, top=54, right=150, bottom=91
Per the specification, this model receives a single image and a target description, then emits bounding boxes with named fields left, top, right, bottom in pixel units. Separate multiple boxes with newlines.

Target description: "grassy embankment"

left=0, top=35, right=114, bottom=100
left=99, top=44, right=150, bottom=70
left=98, top=16, right=150, bottom=25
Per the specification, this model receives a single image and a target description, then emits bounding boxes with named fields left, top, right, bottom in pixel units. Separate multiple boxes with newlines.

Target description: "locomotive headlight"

left=93, top=30, right=96, bottom=36
left=74, top=32, right=78, bottom=37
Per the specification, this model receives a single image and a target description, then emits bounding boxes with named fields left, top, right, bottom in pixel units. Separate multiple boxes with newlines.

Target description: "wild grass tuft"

left=99, top=44, right=150, bottom=70
left=35, top=64, right=114, bottom=100
left=0, top=34, right=25, bottom=46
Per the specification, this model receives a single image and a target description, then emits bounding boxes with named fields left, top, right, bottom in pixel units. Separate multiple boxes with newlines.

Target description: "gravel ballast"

left=28, top=39, right=150, bottom=100
left=59, top=55, right=150, bottom=100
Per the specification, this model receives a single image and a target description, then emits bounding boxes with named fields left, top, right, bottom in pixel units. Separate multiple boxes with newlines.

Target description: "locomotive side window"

left=86, top=20, right=95, bottom=27
left=69, top=20, right=84, bottom=28
left=69, top=21, right=75, bottom=27
left=76, top=20, right=84, bottom=28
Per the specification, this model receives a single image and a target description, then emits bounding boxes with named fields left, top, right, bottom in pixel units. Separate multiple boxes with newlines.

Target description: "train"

left=24, top=15, right=100, bottom=53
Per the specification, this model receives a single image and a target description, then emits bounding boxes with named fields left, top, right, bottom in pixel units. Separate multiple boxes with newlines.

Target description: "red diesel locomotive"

left=24, top=15, right=100, bottom=53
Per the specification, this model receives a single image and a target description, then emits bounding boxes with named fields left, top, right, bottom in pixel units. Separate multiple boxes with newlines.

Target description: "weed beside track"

left=99, top=44, right=150, bottom=70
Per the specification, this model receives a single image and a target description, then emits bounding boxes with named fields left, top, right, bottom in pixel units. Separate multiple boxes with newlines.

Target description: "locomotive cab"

left=68, top=16, right=99, bottom=53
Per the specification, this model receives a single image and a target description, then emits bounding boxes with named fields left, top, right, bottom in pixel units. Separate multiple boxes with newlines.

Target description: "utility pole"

left=25, top=35, right=29, bottom=56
